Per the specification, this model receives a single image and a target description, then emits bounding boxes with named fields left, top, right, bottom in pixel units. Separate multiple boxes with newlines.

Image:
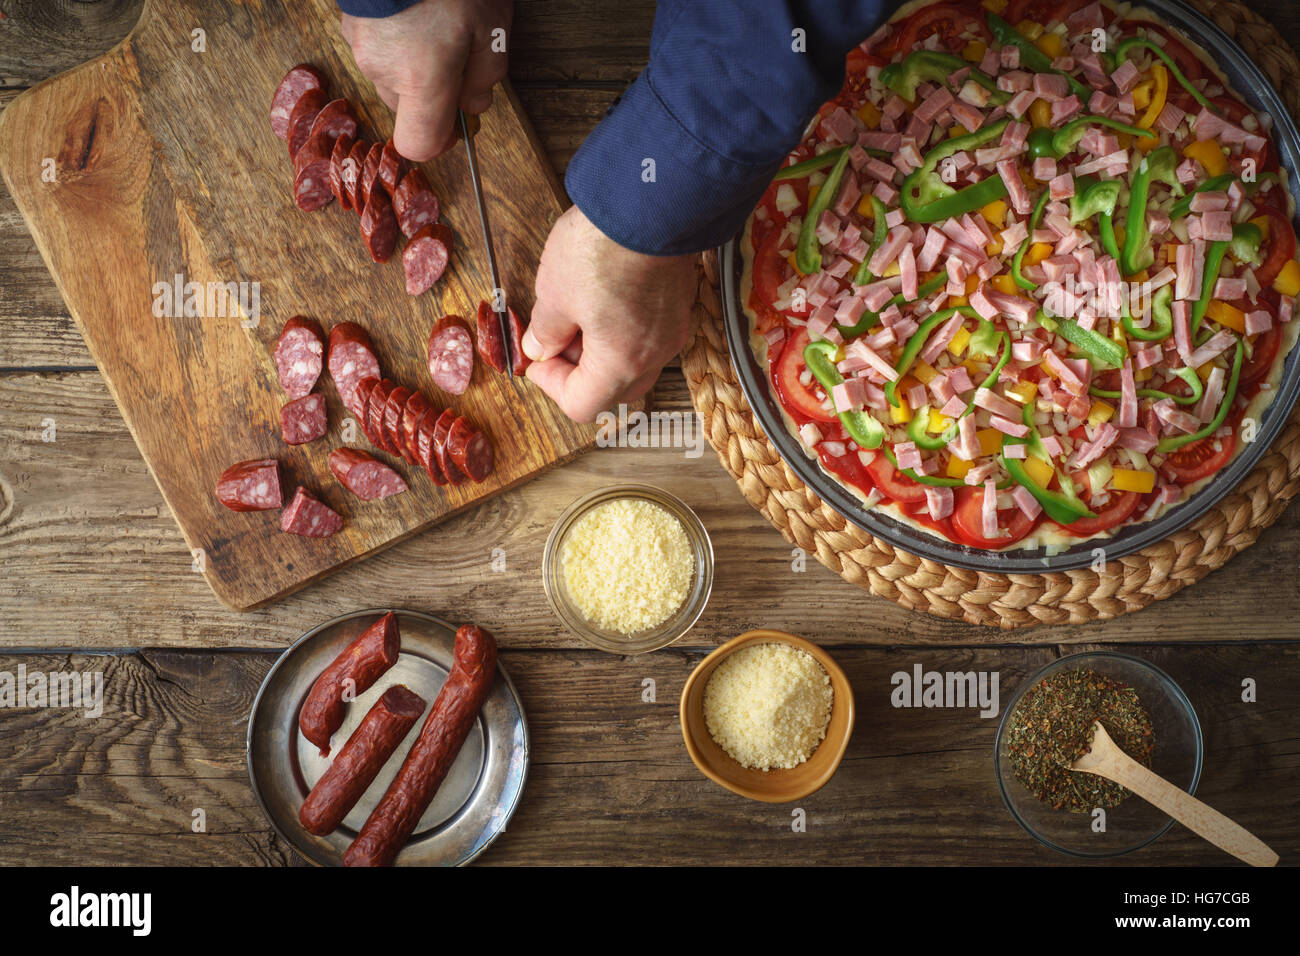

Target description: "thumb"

left=391, top=48, right=468, bottom=161
left=522, top=299, right=579, bottom=362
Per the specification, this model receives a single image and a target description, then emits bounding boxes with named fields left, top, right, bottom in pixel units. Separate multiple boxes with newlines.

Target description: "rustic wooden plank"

left=0, top=0, right=142, bottom=88
left=0, top=644, right=1292, bottom=865
left=2, top=368, right=1299, bottom=648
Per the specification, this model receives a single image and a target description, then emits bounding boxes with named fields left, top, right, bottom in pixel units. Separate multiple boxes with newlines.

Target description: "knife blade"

left=458, top=109, right=513, bottom=376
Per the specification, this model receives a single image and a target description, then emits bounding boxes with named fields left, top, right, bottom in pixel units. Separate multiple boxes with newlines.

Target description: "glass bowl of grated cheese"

left=543, top=484, right=714, bottom=654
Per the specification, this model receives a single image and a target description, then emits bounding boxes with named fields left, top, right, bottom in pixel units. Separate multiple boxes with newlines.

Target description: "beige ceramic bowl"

left=679, top=630, right=854, bottom=803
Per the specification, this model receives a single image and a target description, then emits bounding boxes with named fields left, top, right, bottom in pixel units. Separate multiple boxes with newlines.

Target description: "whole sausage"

left=415, top=412, right=447, bottom=485
left=400, top=391, right=434, bottom=465
left=505, top=306, right=531, bottom=376
left=377, top=139, right=411, bottom=196
left=432, top=408, right=467, bottom=485
left=365, top=379, right=395, bottom=452
left=270, top=64, right=327, bottom=141
left=426, top=315, right=474, bottom=396
left=329, top=133, right=355, bottom=210
left=382, top=386, right=412, bottom=457
left=328, top=448, right=408, bottom=500
left=273, top=314, right=325, bottom=399
left=292, top=130, right=336, bottom=212
left=287, top=88, right=329, bottom=159
left=343, top=139, right=370, bottom=212
left=280, top=393, right=328, bottom=445
left=298, top=684, right=427, bottom=836
left=327, top=322, right=382, bottom=417
left=359, top=188, right=399, bottom=263
left=299, top=611, right=402, bottom=756
left=474, top=299, right=508, bottom=373
left=216, top=458, right=282, bottom=511
left=343, top=624, right=497, bottom=866
left=280, top=486, right=344, bottom=538
left=403, top=223, right=453, bottom=297
left=392, top=168, right=441, bottom=238
left=305, top=98, right=358, bottom=149
left=447, top=416, right=495, bottom=482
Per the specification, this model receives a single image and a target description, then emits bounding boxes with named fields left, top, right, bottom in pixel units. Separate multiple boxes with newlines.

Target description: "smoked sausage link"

left=299, top=611, right=402, bottom=756
left=298, top=684, right=426, bottom=836
left=343, top=624, right=498, bottom=866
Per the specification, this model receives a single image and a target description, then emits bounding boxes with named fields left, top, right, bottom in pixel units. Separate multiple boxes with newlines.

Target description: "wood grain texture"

left=0, top=644, right=1292, bottom=866
left=0, top=0, right=595, bottom=610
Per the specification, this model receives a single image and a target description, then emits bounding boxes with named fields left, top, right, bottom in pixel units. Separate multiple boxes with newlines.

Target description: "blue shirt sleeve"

left=565, top=0, right=901, bottom=256
left=337, top=0, right=419, bottom=16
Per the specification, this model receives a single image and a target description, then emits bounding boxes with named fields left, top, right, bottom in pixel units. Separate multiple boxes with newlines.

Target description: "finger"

left=614, top=368, right=662, bottom=407
left=391, top=47, right=469, bottom=161
left=526, top=355, right=622, bottom=423
left=459, top=39, right=507, bottom=114
left=373, top=82, right=399, bottom=113
left=522, top=299, right=579, bottom=362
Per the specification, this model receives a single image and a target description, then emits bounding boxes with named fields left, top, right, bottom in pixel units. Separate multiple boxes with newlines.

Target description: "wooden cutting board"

left=0, top=0, right=594, bottom=610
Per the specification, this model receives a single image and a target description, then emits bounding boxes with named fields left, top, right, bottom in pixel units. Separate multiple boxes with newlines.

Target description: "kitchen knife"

left=458, top=109, right=513, bottom=375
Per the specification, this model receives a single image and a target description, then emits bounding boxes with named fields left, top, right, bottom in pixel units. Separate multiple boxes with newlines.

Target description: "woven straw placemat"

left=682, top=0, right=1300, bottom=630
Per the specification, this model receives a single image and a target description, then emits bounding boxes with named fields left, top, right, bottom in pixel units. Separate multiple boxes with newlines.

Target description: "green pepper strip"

left=853, top=196, right=890, bottom=286
left=795, top=146, right=852, bottom=275
left=886, top=306, right=980, bottom=407
left=1001, top=402, right=1096, bottom=523
left=878, top=51, right=1010, bottom=105
left=899, top=119, right=1011, bottom=224
left=804, top=341, right=886, bottom=450
left=988, top=13, right=1090, bottom=100
left=1168, top=173, right=1235, bottom=220
left=1124, top=283, right=1174, bottom=342
left=1120, top=146, right=1182, bottom=276
left=1192, top=223, right=1262, bottom=336
left=905, top=331, right=1012, bottom=452
left=1032, top=116, right=1156, bottom=161
left=839, top=271, right=948, bottom=337
left=773, top=146, right=847, bottom=182
left=1115, top=37, right=1216, bottom=114
left=1012, top=189, right=1051, bottom=291
left=1070, top=176, right=1121, bottom=225
left=1090, top=366, right=1203, bottom=406
left=1156, top=339, right=1244, bottom=453
left=1056, top=317, right=1127, bottom=369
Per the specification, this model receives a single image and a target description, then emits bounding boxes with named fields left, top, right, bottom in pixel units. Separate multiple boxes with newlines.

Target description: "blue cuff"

left=337, top=0, right=421, bottom=17
left=564, top=73, right=781, bottom=257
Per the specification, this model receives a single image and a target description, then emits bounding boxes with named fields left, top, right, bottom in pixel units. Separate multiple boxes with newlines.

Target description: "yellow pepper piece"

left=949, top=294, right=969, bottom=307
left=1006, top=380, right=1038, bottom=404
left=982, top=0, right=1009, bottom=12
left=949, top=124, right=971, bottom=139
left=1029, top=99, right=1052, bottom=129
left=808, top=184, right=821, bottom=206
left=965, top=274, right=980, bottom=294
left=1137, top=63, right=1168, bottom=141
left=1035, top=31, right=1065, bottom=59
left=977, top=428, right=1002, bottom=457
left=857, top=101, right=882, bottom=129
left=1135, top=365, right=1154, bottom=382
left=882, top=261, right=902, bottom=277
left=1183, top=138, right=1228, bottom=178
left=990, top=275, right=1019, bottom=295
left=963, top=40, right=988, bottom=64
left=928, top=408, right=954, bottom=434
left=985, top=238, right=1004, bottom=256
left=1132, top=82, right=1153, bottom=111
left=1129, top=269, right=1151, bottom=283
left=788, top=251, right=804, bottom=275
left=913, top=360, right=939, bottom=385
left=1087, top=401, right=1115, bottom=426
left=1040, top=358, right=1057, bottom=379
left=1196, top=361, right=1213, bottom=380
left=1113, top=468, right=1156, bottom=494
left=890, top=395, right=912, bottom=425
left=948, top=326, right=972, bottom=356
left=1250, top=214, right=1271, bottom=240
left=981, top=199, right=1008, bottom=229
left=1017, top=20, right=1044, bottom=40
left=1206, top=299, right=1247, bottom=334
left=947, top=456, right=974, bottom=480
left=1025, top=242, right=1053, bottom=266
left=1273, top=259, right=1300, bottom=297
left=1111, top=320, right=1127, bottom=350
left=857, top=194, right=874, bottom=216
left=1024, top=456, right=1055, bottom=488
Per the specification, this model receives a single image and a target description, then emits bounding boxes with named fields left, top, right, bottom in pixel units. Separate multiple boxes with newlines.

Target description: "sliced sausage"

left=359, top=188, right=399, bottom=263
left=426, top=316, right=474, bottom=396
left=505, top=306, right=531, bottom=376
left=329, top=133, right=355, bottom=210
left=351, top=376, right=380, bottom=439
left=305, top=98, right=358, bottom=148
left=281, top=393, right=328, bottom=445
left=274, top=314, right=325, bottom=399
left=287, top=88, right=329, bottom=159
left=343, top=139, right=370, bottom=213
left=280, top=486, right=344, bottom=538
left=382, top=387, right=412, bottom=457
left=292, top=130, right=335, bottom=211
left=215, top=459, right=282, bottom=512
left=365, top=379, right=395, bottom=453
left=343, top=625, right=497, bottom=866
left=271, top=64, right=327, bottom=141
left=299, top=611, right=402, bottom=756
left=327, top=322, right=382, bottom=417
left=415, top=413, right=447, bottom=485
left=403, top=223, right=453, bottom=297
left=475, top=299, right=508, bottom=374
left=447, top=416, right=495, bottom=482
left=433, top=408, right=466, bottom=485
left=359, top=142, right=384, bottom=211
left=400, top=392, right=434, bottom=465
left=298, top=684, right=427, bottom=836
left=328, top=448, right=409, bottom=500
left=377, top=139, right=411, bottom=196
left=392, top=168, right=441, bottom=239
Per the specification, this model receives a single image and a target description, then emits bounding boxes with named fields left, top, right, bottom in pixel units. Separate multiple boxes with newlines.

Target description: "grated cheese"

left=559, top=498, right=694, bottom=635
left=703, top=643, right=833, bottom=771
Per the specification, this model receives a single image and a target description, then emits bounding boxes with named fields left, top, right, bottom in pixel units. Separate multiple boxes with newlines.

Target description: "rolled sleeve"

left=336, top=0, right=420, bottom=17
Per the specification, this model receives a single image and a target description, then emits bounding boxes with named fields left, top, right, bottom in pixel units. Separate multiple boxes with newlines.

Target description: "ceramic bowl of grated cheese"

left=680, top=630, right=854, bottom=803
left=543, top=485, right=714, bottom=654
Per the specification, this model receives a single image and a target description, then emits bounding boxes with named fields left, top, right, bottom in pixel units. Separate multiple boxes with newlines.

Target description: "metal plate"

left=246, top=608, right=529, bottom=866
left=719, top=0, right=1300, bottom=573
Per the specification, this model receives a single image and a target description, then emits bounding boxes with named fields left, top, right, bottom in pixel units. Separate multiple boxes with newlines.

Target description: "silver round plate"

left=246, top=608, right=529, bottom=866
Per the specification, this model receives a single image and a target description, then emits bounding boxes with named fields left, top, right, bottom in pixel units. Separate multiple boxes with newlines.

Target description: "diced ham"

left=1043, top=348, right=1088, bottom=395
left=1116, top=91, right=1136, bottom=116
left=949, top=100, right=986, bottom=132
left=815, top=210, right=840, bottom=245
left=898, top=244, right=918, bottom=300
left=1116, top=427, right=1158, bottom=453
left=1185, top=329, right=1237, bottom=369
left=1088, top=90, right=1117, bottom=115
left=1118, top=359, right=1138, bottom=429
left=930, top=374, right=957, bottom=405
left=915, top=87, right=956, bottom=123
left=894, top=142, right=924, bottom=174
left=1000, top=45, right=1021, bottom=70
left=820, top=106, right=859, bottom=145
left=799, top=423, right=824, bottom=446
left=940, top=394, right=968, bottom=418
left=1048, top=173, right=1075, bottom=201
left=860, top=280, right=896, bottom=313
left=1148, top=210, right=1171, bottom=237
left=845, top=339, right=900, bottom=381
left=1192, top=107, right=1267, bottom=153
left=946, top=365, right=975, bottom=394
left=868, top=225, right=913, bottom=275
left=1031, top=157, right=1058, bottom=182
left=984, top=289, right=1037, bottom=324
left=873, top=180, right=900, bottom=204
left=860, top=131, right=902, bottom=152
left=970, top=287, right=1000, bottom=320
left=1214, top=276, right=1247, bottom=299
left=1201, top=210, right=1234, bottom=242
left=1065, top=2, right=1105, bottom=33
left=976, top=144, right=1022, bottom=165
left=1245, top=309, right=1272, bottom=335
left=982, top=479, right=1001, bottom=539
left=1012, top=339, right=1044, bottom=363
left=917, top=227, right=949, bottom=272
left=1153, top=398, right=1202, bottom=435
left=1071, top=423, right=1118, bottom=468
left=834, top=294, right=867, bottom=326
left=1006, top=89, right=1039, bottom=119
left=1175, top=158, right=1199, bottom=185
left=1011, top=484, right=1042, bottom=519
left=1033, top=74, right=1070, bottom=102
left=1003, top=442, right=1028, bottom=460
left=1110, top=60, right=1140, bottom=94
left=1041, top=434, right=1064, bottom=458
left=997, top=70, right=1033, bottom=93
left=1074, top=149, right=1129, bottom=175
left=919, top=314, right=967, bottom=365
left=1195, top=366, right=1226, bottom=422
left=925, top=485, right=955, bottom=520
left=997, top=160, right=1032, bottom=215
left=831, top=378, right=868, bottom=412
left=906, top=382, right=928, bottom=410
left=990, top=415, right=1029, bottom=437
left=1000, top=220, right=1029, bottom=255
left=895, top=441, right=923, bottom=471
left=1050, top=95, right=1083, bottom=125
left=1174, top=245, right=1196, bottom=301
left=974, top=386, right=1021, bottom=420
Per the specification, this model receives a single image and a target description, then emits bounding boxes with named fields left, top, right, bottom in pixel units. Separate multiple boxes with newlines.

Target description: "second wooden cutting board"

left=0, top=0, right=594, bottom=610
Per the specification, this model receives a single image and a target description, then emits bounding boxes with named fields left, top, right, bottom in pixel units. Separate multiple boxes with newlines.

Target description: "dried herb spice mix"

left=1006, top=668, right=1155, bottom=812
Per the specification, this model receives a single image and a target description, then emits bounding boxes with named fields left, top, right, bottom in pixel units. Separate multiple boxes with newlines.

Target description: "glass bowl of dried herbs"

left=995, top=651, right=1203, bottom=859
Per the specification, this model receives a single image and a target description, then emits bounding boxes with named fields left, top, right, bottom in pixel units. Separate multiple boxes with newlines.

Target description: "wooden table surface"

left=1, top=0, right=1298, bottom=866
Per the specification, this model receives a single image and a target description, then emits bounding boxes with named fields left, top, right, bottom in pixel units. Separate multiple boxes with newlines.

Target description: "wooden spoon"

left=1072, top=721, right=1277, bottom=867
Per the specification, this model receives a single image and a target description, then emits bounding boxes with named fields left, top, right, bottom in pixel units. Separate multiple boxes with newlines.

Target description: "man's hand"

left=341, top=0, right=512, bottom=162
left=525, top=206, right=697, bottom=422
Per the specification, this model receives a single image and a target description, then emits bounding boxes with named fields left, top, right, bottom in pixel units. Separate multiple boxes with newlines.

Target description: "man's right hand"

left=341, top=0, right=513, bottom=162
